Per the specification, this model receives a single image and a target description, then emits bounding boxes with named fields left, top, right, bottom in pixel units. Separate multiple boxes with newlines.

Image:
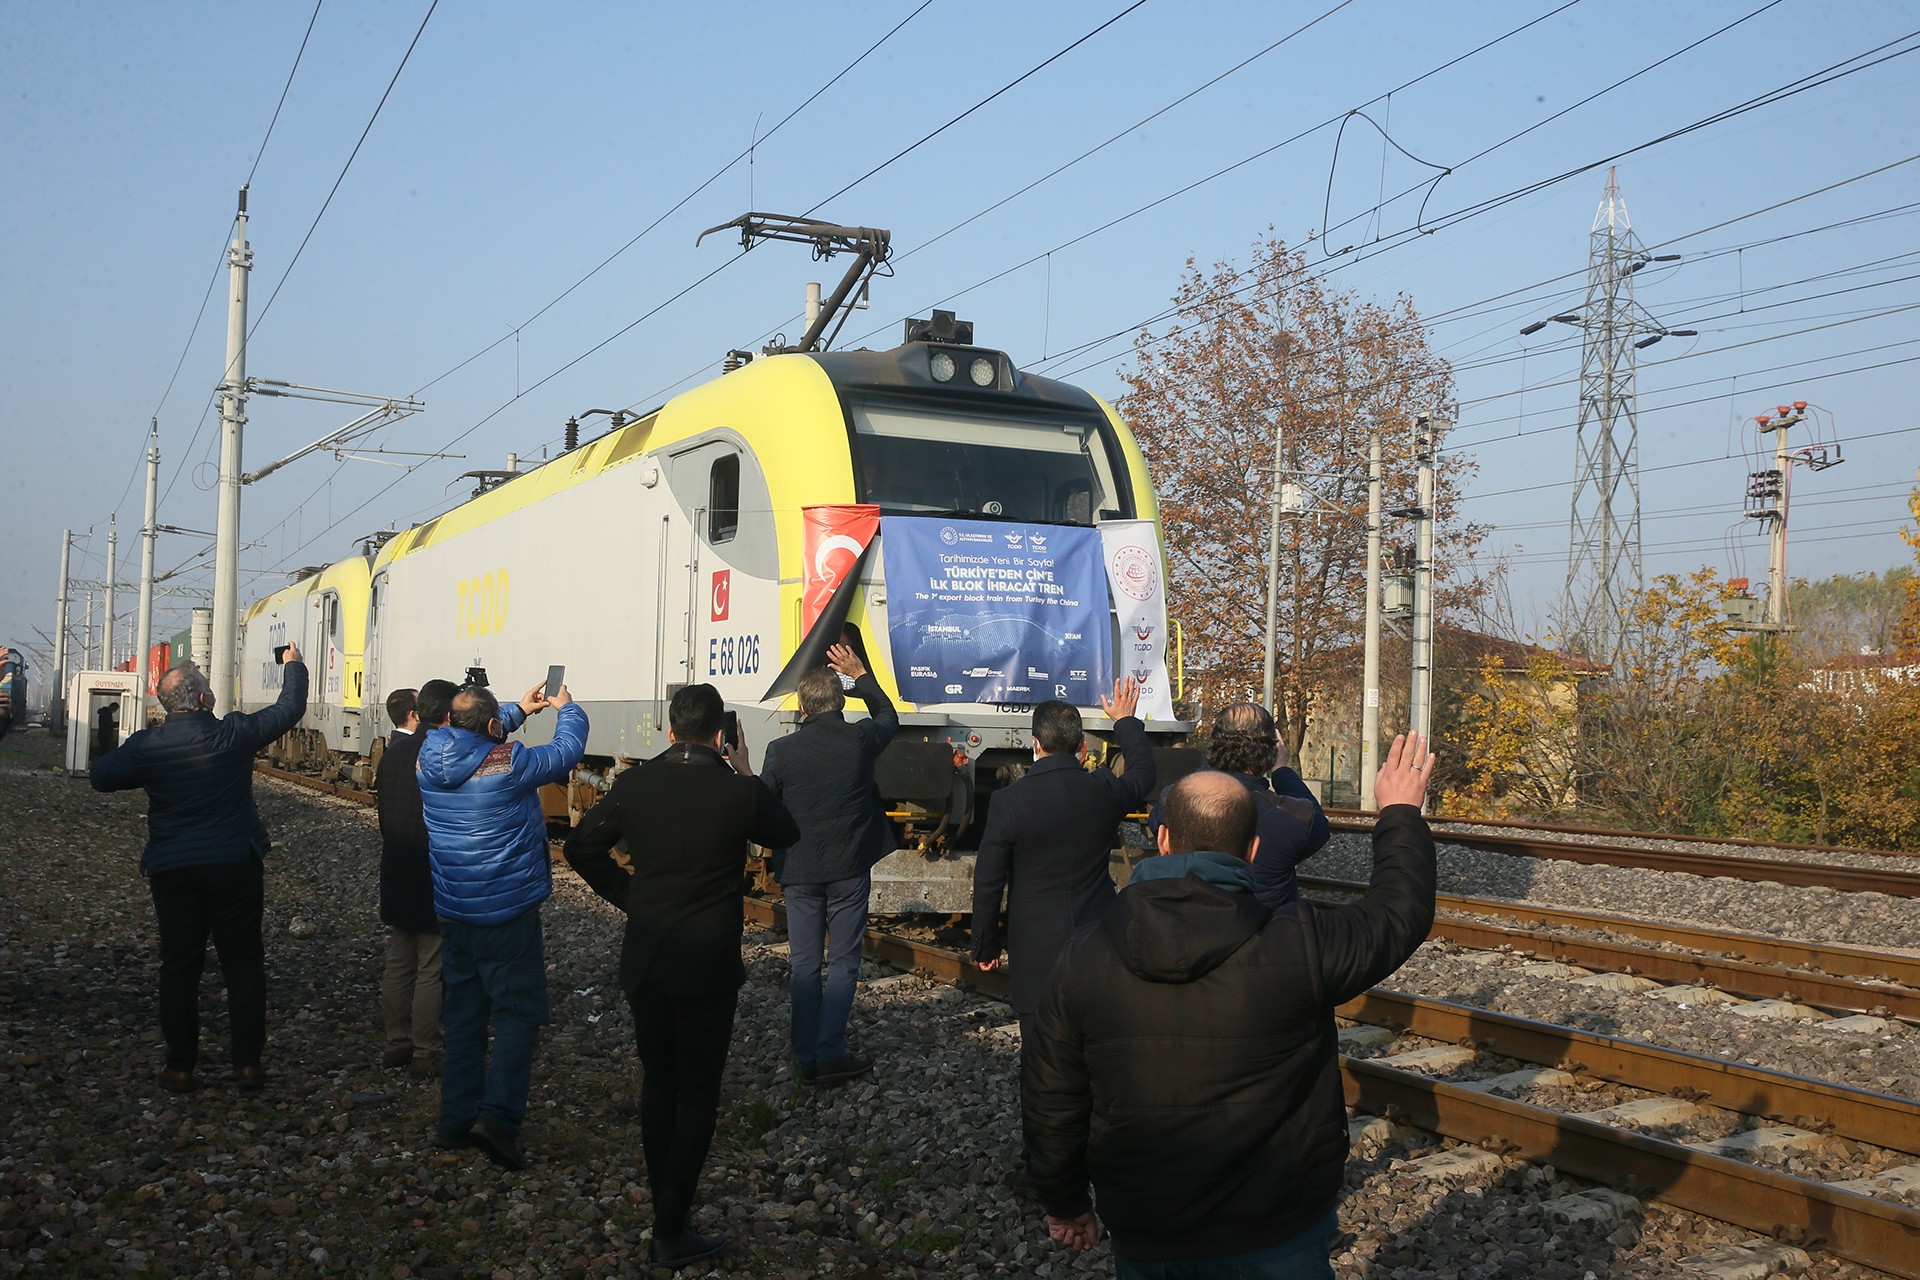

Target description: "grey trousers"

left=383, top=927, right=444, bottom=1053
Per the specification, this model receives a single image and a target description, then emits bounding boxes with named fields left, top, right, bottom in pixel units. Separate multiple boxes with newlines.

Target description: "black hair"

left=386, top=688, right=418, bottom=728
left=669, top=683, right=725, bottom=742
left=417, top=678, right=460, bottom=728
left=1032, top=701, right=1083, bottom=756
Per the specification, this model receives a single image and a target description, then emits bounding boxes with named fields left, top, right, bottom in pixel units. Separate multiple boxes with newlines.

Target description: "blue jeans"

left=785, top=874, right=869, bottom=1066
left=437, top=910, right=549, bottom=1142
left=1115, top=1213, right=1338, bottom=1280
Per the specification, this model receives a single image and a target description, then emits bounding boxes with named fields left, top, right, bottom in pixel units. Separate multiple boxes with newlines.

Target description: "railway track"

left=1305, top=876, right=1920, bottom=1022
left=1325, top=813, right=1920, bottom=898
left=257, top=762, right=1920, bottom=1274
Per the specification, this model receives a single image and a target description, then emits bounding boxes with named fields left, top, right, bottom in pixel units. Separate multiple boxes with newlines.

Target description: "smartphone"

left=543, top=664, right=565, bottom=699
left=721, top=710, right=739, bottom=749
left=272, top=644, right=291, bottom=665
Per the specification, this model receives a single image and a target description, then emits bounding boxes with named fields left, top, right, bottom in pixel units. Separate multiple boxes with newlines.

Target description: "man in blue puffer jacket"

left=91, top=646, right=309, bottom=1095
left=417, top=679, right=587, bottom=1170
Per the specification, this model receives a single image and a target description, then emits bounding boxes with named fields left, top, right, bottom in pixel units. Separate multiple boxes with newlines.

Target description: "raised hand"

left=1100, top=675, right=1140, bottom=722
left=1374, top=730, right=1435, bottom=810
left=827, top=642, right=866, bottom=682
left=519, top=680, right=551, bottom=716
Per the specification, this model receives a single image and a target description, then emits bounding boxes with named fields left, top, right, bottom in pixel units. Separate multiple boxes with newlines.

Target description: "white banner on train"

left=1098, top=519, right=1175, bottom=722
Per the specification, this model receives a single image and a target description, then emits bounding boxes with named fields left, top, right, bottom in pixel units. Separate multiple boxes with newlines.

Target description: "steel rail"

left=1327, top=809, right=1911, bottom=860
left=1304, top=879, right=1920, bottom=989
left=1344, top=1060, right=1920, bottom=1279
left=1341, top=989, right=1920, bottom=1154
left=258, top=762, right=373, bottom=804
left=1416, top=913, right=1917, bottom=1021
left=1325, top=816, right=1920, bottom=898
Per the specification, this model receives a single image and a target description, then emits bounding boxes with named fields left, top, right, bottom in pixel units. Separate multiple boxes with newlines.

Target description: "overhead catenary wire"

left=608, top=0, right=1607, bottom=420
left=405, top=0, right=937, bottom=401
left=263, top=2, right=1169, bottom=565
left=246, top=0, right=437, bottom=340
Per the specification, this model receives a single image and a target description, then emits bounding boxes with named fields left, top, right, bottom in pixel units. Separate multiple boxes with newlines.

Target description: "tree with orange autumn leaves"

left=1119, top=235, right=1487, bottom=752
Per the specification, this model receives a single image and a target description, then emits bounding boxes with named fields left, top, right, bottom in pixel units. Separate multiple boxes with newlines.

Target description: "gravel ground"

left=2, top=731, right=1910, bottom=1278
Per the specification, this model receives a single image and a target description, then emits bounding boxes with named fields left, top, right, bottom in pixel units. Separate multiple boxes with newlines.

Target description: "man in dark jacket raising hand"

left=759, top=640, right=898, bottom=1084
left=1025, top=732, right=1437, bottom=1278
left=91, top=646, right=309, bottom=1094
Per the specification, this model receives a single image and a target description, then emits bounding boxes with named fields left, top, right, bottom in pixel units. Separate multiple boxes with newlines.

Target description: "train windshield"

left=848, top=401, right=1131, bottom=524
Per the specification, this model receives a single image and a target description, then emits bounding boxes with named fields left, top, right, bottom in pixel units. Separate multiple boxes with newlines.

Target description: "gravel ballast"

left=2, top=731, right=1912, bottom=1278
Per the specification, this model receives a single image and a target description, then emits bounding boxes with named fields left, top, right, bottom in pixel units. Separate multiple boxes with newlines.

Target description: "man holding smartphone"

left=90, top=644, right=309, bottom=1093
left=417, top=675, right=588, bottom=1171
left=564, top=683, right=799, bottom=1267
left=758, top=641, right=899, bottom=1084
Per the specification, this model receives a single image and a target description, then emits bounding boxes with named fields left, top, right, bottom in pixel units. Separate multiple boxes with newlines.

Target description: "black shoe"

left=158, top=1067, right=196, bottom=1093
left=431, top=1126, right=474, bottom=1151
left=233, top=1065, right=266, bottom=1093
left=809, top=1055, right=874, bottom=1084
left=382, top=1046, right=414, bottom=1069
left=468, top=1113, right=529, bottom=1171
left=649, top=1229, right=728, bottom=1269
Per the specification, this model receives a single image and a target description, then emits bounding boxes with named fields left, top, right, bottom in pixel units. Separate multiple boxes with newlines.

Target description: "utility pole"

left=1360, top=422, right=1384, bottom=810
left=1732, top=399, right=1843, bottom=638
left=1261, top=411, right=1287, bottom=717
left=52, top=529, right=71, bottom=727
left=1408, top=413, right=1441, bottom=751
left=211, top=186, right=252, bottom=713
left=134, top=424, right=160, bottom=719
left=83, top=592, right=96, bottom=669
left=104, top=521, right=118, bottom=670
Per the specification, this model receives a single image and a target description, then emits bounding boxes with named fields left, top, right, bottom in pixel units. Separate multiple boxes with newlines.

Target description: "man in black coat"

left=564, top=684, right=799, bottom=1270
left=1025, top=734, right=1437, bottom=1278
left=759, top=641, right=899, bottom=1083
left=373, top=687, right=441, bottom=1073
left=970, top=676, right=1156, bottom=1147
left=90, top=646, right=309, bottom=1093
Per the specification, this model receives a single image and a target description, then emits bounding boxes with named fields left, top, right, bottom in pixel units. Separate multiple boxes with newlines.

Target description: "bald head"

left=1157, top=771, right=1258, bottom=860
left=1206, top=702, right=1282, bottom=776
left=157, top=663, right=212, bottom=714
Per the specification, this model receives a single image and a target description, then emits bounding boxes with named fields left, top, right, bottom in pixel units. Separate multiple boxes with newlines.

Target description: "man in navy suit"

left=971, top=676, right=1156, bottom=1167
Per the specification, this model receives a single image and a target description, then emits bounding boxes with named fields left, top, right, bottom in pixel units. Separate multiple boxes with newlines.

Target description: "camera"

left=462, top=666, right=490, bottom=690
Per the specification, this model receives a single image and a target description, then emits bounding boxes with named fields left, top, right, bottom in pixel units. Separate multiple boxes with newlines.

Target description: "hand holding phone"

left=721, top=710, right=739, bottom=749
left=272, top=645, right=290, bottom=665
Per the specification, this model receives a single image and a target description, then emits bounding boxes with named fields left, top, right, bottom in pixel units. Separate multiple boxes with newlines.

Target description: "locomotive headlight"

left=930, top=351, right=956, bottom=382
left=969, top=356, right=995, bottom=387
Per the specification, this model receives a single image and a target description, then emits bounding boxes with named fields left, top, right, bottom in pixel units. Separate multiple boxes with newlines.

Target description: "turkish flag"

left=710, top=569, right=731, bottom=622
left=801, top=505, right=880, bottom=634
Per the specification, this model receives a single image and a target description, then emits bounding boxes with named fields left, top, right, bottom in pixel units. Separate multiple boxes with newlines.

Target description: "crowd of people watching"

left=90, top=649, right=1435, bottom=1277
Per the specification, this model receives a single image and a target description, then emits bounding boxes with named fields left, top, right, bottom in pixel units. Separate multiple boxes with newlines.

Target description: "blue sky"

left=4, top=0, right=1916, bottom=673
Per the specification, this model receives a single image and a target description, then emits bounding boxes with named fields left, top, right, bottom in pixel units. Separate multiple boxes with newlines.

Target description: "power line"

left=247, top=0, right=324, bottom=186
left=612, top=0, right=1604, bottom=420
left=801, top=1, right=1150, bottom=217
left=406, top=0, right=936, bottom=400
left=247, top=0, right=438, bottom=339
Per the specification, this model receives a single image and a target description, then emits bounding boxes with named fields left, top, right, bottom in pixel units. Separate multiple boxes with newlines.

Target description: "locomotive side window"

left=848, top=401, right=1129, bottom=524
left=708, top=453, right=740, bottom=543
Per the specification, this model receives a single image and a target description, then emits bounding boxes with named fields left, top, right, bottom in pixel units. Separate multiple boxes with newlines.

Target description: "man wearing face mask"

left=417, top=681, right=588, bottom=1171
left=971, top=676, right=1156, bottom=1180
left=90, top=647, right=310, bottom=1094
